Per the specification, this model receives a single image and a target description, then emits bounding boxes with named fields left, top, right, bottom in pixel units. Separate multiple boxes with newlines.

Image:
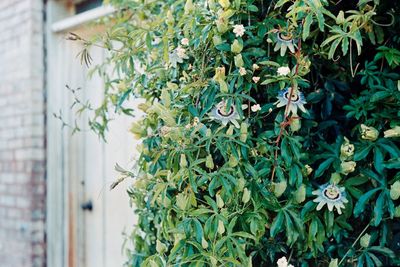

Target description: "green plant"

left=70, top=0, right=400, bottom=266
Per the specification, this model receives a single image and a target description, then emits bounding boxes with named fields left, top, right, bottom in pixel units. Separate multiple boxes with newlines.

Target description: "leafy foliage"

left=72, top=0, right=400, bottom=266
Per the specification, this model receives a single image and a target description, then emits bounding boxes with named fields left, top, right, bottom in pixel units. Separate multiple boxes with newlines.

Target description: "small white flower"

left=275, top=87, right=307, bottom=115
left=252, top=64, right=260, bottom=70
left=239, top=67, right=246, bottom=76
left=312, top=183, right=348, bottom=214
left=252, top=76, right=260, bottom=83
left=277, top=256, right=288, bottom=267
left=251, top=104, right=261, bottom=112
left=233, top=24, right=245, bottom=37
left=277, top=66, right=291, bottom=76
left=181, top=38, right=189, bottom=46
left=209, top=101, right=240, bottom=128
left=176, top=46, right=188, bottom=59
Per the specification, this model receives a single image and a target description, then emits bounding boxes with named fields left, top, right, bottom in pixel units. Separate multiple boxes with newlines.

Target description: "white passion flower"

left=251, top=104, right=261, bottom=112
left=274, top=31, right=296, bottom=56
left=276, top=256, right=294, bottom=267
left=233, top=24, right=245, bottom=37
left=312, top=183, right=348, bottom=214
left=275, top=87, right=307, bottom=115
left=181, top=38, right=189, bottom=46
left=277, top=66, right=291, bottom=76
left=209, top=101, right=240, bottom=128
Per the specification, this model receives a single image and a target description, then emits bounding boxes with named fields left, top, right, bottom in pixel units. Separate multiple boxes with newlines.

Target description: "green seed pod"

left=237, top=178, right=246, bottom=192
left=231, top=39, right=243, bottom=54
left=217, top=220, right=225, bottom=235
left=234, top=54, right=244, bottom=67
left=240, top=122, right=248, bottom=142
left=218, top=80, right=228, bottom=93
left=242, top=188, right=251, bottom=203
left=273, top=180, right=287, bottom=198
left=390, top=181, right=400, bottom=200
left=206, top=154, right=214, bottom=169
left=290, top=116, right=301, bottom=132
left=360, top=233, right=371, bottom=248
left=180, top=154, right=188, bottom=168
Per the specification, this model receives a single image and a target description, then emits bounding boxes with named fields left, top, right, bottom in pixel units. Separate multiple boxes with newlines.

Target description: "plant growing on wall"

left=71, top=0, right=400, bottom=266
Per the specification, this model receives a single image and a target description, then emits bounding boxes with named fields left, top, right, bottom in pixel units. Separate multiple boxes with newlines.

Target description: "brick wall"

left=0, top=0, right=46, bottom=266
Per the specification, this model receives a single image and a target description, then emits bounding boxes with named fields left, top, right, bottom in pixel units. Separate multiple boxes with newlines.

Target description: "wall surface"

left=0, top=0, right=46, bottom=266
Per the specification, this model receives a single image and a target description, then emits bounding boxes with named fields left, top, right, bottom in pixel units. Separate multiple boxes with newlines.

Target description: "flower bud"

left=290, top=116, right=301, bottom=132
left=360, top=124, right=379, bottom=141
left=336, top=10, right=345, bottom=24
left=273, top=180, right=287, bottom=198
left=360, top=233, right=371, bottom=248
left=201, top=237, right=209, bottom=249
left=242, top=188, right=251, bottom=203
left=206, top=128, right=212, bottom=137
left=240, top=122, right=248, bottom=142
left=180, top=154, right=188, bottom=168
left=340, top=137, right=355, bottom=160
left=156, top=240, right=167, bottom=254
left=218, top=220, right=225, bottom=235
left=395, top=206, right=400, bottom=218
left=384, top=126, right=400, bottom=138
left=294, top=184, right=306, bottom=203
left=237, top=178, right=246, bottom=192
left=216, top=16, right=229, bottom=33
left=330, top=172, right=342, bottom=184
left=340, top=161, right=356, bottom=175
left=226, top=125, right=234, bottom=136
left=218, top=0, right=230, bottom=8
left=184, top=0, right=194, bottom=14
left=390, top=181, right=400, bottom=200
left=218, top=80, right=228, bottom=93
left=213, top=67, right=226, bottom=81
left=216, top=193, right=224, bottom=208
left=329, top=259, right=338, bottom=267
left=228, top=155, right=238, bottom=167
left=206, top=154, right=214, bottom=169
left=231, top=39, right=243, bottom=54
left=212, top=35, right=223, bottom=46
left=234, top=54, right=244, bottom=68
left=176, top=193, right=188, bottom=210
left=303, top=165, right=313, bottom=176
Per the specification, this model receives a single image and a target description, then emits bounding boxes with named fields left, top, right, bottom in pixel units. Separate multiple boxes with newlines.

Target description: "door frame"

left=45, top=2, right=115, bottom=267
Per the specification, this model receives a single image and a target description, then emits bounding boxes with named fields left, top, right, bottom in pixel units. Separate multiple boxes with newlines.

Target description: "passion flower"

left=360, top=124, right=379, bottom=141
left=209, top=101, right=240, bottom=128
left=312, top=183, right=348, bottom=214
left=275, top=87, right=307, bottom=115
left=274, top=31, right=296, bottom=56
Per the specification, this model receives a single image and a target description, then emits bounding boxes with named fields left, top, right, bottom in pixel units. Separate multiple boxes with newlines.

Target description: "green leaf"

left=270, top=211, right=284, bottom=237
left=354, top=188, right=380, bottom=217
left=302, top=14, right=313, bottom=41
left=314, top=157, right=335, bottom=178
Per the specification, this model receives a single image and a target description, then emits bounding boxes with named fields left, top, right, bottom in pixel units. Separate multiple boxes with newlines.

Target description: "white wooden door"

left=47, top=6, right=137, bottom=267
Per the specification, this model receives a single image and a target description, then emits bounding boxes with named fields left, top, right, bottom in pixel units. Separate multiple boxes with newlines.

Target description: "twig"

left=338, top=223, right=370, bottom=266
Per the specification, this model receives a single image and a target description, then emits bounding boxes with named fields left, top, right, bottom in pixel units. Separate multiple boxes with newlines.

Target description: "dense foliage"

left=73, top=0, right=400, bottom=266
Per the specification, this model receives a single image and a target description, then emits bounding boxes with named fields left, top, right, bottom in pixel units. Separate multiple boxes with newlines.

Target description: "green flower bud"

left=294, top=184, right=306, bottom=203
left=231, top=39, right=243, bottom=54
left=360, top=124, right=379, bottom=141
left=210, top=256, right=218, bottom=266
left=340, top=161, right=356, bottom=175
left=329, top=258, right=338, bottom=267
left=176, top=193, right=188, bottom=210
left=218, top=220, right=225, bottom=235
left=390, top=181, right=400, bottom=200
left=213, top=66, right=226, bottom=81
left=206, top=154, right=215, bottom=169
left=201, top=237, right=209, bottom=249
left=394, top=206, right=400, bottom=218
left=218, top=80, right=228, bottom=93
left=212, top=35, right=223, bottom=46
left=218, top=0, right=230, bottom=8
left=184, top=0, right=194, bottom=14
left=234, top=54, right=244, bottom=67
left=242, top=188, right=251, bottom=203
left=303, top=164, right=313, bottom=176
left=330, top=172, right=342, bottom=184
left=228, top=155, right=238, bottom=167
left=240, top=122, right=248, bottom=142
left=384, top=126, right=400, bottom=138
left=336, top=10, right=345, bottom=24
left=340, top=137, right=355, bottom=160
left=273, top=180, right=287, bottom=198
left=206, top=128, right=212, bottom=137
left=180, top=154, right=188, bottom=168
left=237, top=178, right=246, bottom=192
left=216, top=16, right=229, bottom=33
left=360, top=233, right=371, bottom=248
left=216, top=193, right=224, bottom=208
left=226, top=125, right=234, bottom=136
left=156, top=240, right=167, bottom=254
left=290, top=116, right=301, bottom=132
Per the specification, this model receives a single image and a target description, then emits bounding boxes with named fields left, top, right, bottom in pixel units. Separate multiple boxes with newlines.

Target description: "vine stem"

left=271, top=23, right=303, bottom=182
left=338, top=223, right=370, bottom=266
